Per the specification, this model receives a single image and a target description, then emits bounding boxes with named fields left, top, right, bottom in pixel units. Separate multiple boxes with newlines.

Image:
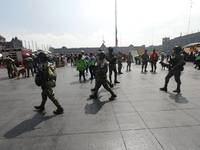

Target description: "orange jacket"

left=151, top=52, right=158, bottom=60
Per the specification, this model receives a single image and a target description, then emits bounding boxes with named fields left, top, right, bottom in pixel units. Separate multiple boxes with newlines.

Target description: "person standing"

left=34, top=52, right=64, bottom=114
left=150, top=49, right=158, bottom=73
left=141, top=50, right=149, bottom=73
left=160, top=46, right=185, bottom=93
left=107, top=47, right=120, bottom=85
left=90, top=51, right=117, bottom=100
left=23, top=53, right=35, bottom=77
left=126, top=52, right=132, bottom=71
left=88, top=52, right=96, bottom=80
left=4, top=54, right=14, bottom=78
left=117, top=51, right=123, bottom=74
left=76, top=54, right=87, bottom=82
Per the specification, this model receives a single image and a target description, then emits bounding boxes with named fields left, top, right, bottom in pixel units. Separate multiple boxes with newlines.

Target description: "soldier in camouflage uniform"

left=23, top=53, right=35, bottom=77
left=141, top=50, right=149, bottom=73
left=4, top=54, right=14, bottom=78
left=160, top=46, right=185, bottom=93
left=90, top=51, right=117, bottom=100
left=34, top=52, right=64, bottom=114
left=117, top=51, right=123, bottom=74
left=107, top=47, right=120, bottom=85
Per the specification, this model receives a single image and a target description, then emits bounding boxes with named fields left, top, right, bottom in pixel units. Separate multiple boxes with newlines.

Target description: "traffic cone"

left=21, top=61, right=24, bottom=67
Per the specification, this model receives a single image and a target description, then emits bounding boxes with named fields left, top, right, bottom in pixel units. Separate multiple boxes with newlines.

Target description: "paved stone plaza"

left=0, top=62, right=200, bottom=150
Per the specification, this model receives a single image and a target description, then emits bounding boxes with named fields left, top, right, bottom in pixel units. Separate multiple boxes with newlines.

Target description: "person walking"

left=34, top=52, right=64, bottom=114
left=88, top=52, right=96, bottom=80
left=4, top=54, right=14, bottom=78
left=126, top=52, right=132, bottom=71
left=90, top=51, right=117, bottom=100
left=76, top=53, right=87, bottom=82
left=107, top=47, right=120, bottom=85
left=23, top=53, right=35, bottom=77
left=150, top=49, right=158, bottom=73
left=117, top=51, right=123, bottom=74
left=160, top=46, right=185, bottom=93
left=141, top=50, right=149, bottom=73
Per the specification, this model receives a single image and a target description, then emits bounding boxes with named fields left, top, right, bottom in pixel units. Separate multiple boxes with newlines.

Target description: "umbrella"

left=182, top=42, right=200, bottom=48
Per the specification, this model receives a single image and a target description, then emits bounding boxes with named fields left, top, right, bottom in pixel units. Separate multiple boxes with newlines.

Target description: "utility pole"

left=32, top=41, right=34, bottom=51
left=115, top=0, right=118, bottom=52
left=187, top=0, right=193, bottom=34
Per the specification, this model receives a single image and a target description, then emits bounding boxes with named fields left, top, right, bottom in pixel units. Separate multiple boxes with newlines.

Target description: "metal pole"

left=115, top=0, right=117, bottom=52
left=187, top=0, right=193, bottom=34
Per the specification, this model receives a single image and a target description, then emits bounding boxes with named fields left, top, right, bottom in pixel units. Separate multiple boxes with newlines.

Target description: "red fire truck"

left=1, top=48, right=32, bottom=67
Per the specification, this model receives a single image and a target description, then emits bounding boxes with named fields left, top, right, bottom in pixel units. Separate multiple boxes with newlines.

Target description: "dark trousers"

left=142, top=61, right=148, bottom=71
left=89, top=65, right=94, bottom=79
left=165, top=70, right=181, bottom=89
left=79, top=71, right=86, bottom=80
left=151, top=60, right=157, bottom=71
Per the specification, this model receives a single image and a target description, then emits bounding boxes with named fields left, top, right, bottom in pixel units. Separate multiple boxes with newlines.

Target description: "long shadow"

left=70, top=80, right=90, bottom=85
left=0, top=77, right=10, bottom=81
left=4, top=112, right=55, bottom=139
left=85, top=98, right=110, bottom=115
left=168, top=92, right=188, bottom=103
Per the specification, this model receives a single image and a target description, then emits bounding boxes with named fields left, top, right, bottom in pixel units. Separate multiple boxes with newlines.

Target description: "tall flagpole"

left=115, top=0, right=117, bottom=52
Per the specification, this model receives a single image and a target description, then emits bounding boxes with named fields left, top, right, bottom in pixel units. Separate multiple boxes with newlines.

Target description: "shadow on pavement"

left=169, top=93, right=188, bottom=103
left=70, top=80, right=90, bottom=85
left=0, top=77, right=10, bottom=81
left=3, top=112, right=55, bottom=139
left=85, top=98, right=110, bottom=115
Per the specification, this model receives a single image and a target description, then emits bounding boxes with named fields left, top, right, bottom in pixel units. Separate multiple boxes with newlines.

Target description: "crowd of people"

left=1, top=45, right=195, bottom=114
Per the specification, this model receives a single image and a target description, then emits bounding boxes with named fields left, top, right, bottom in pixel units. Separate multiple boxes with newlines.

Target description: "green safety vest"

left=76, top=58, right=86, bottom=71
left=195, top=56, right=200, bottom=61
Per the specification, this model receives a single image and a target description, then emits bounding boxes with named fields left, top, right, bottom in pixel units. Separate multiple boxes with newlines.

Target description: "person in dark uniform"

left=4, top=54, right=14, bottom=78
left=90, top=51, right=117, bottom=100
left=160, top=46, right=185, bottom=93
left=107, top=47, right=120, bottom=85
left=117, top=51, right=123, bottom=74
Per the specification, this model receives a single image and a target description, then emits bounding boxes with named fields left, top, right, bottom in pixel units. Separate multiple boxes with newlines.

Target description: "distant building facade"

left=162, top=32, right=200, bottom=52
left=50, top=43, right=146, bottom=56
left=0, top=35, right=23, bottom=50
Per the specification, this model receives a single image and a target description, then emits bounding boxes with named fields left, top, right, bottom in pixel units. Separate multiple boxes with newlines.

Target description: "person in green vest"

left=88, top=52, right=96, bottom=80
left=76, top=53, right=87, bottom=82
left=194, top=50, right=200, bottom=69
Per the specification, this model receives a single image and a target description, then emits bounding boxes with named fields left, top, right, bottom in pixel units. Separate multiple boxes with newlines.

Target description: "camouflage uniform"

left=107, top=53, right=119, bottom=84
left=4, top=56, right=14, bottom=78
left=23, top=57, right=34, bottom=77
left=35, top=60, right=63, bottom=114
left=117, top=53, right=123, bottom=74
left=90, top=59, right=116, bottom=100
left=141, top=52, right=149, bottom=72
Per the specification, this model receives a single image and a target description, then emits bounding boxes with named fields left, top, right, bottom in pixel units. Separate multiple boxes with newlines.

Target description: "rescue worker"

left=76, top=53, right=87, bottom=82
left=127, top=52, right=132, bottom=71
left=160, top=46, right=185, bottom=93
left=88, top=52, right=96, bottom=80
left=107, top=47, right=120, bottom=85
left=34, top=52, right=64, bottom=114
left=4, top=54, right=14, bottom=78
left=141, top=50, right=149, bottom=73
left=150, top=49, right=158, bottom=73
left=90, top=51, right=117, bottom=100
left=117, top=51, right=123, bottom=74
left=23, top=53, right=34, bottom=77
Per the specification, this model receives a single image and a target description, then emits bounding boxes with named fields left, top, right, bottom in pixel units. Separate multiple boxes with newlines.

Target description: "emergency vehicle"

left=1, top=48, right=32, bottom=67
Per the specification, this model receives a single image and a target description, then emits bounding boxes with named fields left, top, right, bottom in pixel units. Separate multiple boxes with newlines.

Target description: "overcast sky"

left=1, top=0, right=200, bottom=50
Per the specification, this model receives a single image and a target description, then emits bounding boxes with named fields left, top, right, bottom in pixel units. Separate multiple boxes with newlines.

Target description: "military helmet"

left=108, top=47, right=114, bottom=52
left=38, top=52, right=47, bottom=59
left=98, top=51, right=106, bottom=57
left=173, top=46, right=182, bottom=51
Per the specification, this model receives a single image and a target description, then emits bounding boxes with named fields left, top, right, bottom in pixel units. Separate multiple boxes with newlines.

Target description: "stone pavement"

left=0, top=62, right=200, bottom=150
